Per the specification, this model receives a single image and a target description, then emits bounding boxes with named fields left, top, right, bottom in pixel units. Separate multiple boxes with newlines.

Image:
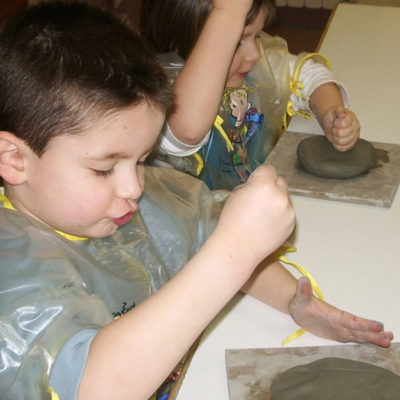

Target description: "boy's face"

left=14, top=102, right=164, bottom=238
left=226, top=6, right=268, bottom=88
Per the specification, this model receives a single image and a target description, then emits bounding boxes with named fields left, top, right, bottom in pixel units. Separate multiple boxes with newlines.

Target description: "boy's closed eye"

left=92, top=167, right=115, bottom=177
left=91, top=156, right=148, bottom=177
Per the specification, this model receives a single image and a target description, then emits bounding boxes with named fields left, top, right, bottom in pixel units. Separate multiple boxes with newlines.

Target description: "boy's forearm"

left=241, top=258, right=297, bottom=314
left=309, top=82, right=344, bottom=123
left=78, top=233, right=257, bottom=400
left=169, top=8, right=247, bottom=145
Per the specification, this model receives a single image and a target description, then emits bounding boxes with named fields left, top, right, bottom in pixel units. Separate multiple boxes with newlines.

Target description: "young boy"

left=0, top=2, right=392, bottom=400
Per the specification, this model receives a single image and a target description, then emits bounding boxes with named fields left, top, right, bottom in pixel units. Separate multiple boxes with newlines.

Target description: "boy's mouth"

left=112, top=211, right=134, bottom=226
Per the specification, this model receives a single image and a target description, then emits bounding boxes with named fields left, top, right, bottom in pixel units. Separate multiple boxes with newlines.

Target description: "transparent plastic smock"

left=0, top=166, right=227, bottom=399
left=156, top=32, right=334, bottom=191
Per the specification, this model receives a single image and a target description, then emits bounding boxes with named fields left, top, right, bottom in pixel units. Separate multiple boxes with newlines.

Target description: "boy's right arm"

left=78, top=165, right=295, bottom=400
left=167, top=1, right=252, bottom=146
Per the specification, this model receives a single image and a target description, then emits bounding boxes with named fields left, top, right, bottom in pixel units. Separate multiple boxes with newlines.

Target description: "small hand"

left=322, top=107, right=360, bottom=152
left=289, top=277, right=393, bottom=348
left=215, top=166, right=295, bottom=266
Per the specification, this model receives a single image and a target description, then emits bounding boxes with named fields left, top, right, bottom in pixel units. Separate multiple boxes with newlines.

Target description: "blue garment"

left=198, top=95, right=279, bottom=191
left=49, top=329, right=98, bottom=399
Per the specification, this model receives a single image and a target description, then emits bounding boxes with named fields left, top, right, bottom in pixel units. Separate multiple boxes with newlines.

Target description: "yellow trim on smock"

left=284, top=52, right=332, bottom=129
left=213, top=115, right=234, bottom=152
left=47, top=386, right=60, bottom=400
left=193, top=152, right=204, bottom=176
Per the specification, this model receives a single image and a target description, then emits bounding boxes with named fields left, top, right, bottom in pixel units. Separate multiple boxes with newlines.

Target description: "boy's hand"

left=289, top=277, right=393, bottom=348
left=321, top=107, right=360, bottom=152
left=215, top=166, right=295, bottom=266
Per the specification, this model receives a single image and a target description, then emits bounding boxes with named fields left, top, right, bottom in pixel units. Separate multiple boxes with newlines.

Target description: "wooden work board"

left=225, top=343, right=400, bottom=400
left=264, top=131, right=400, bottom=208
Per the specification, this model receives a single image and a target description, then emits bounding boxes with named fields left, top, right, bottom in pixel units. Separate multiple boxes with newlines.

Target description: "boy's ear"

left=0, top=131, right=27, bottom=185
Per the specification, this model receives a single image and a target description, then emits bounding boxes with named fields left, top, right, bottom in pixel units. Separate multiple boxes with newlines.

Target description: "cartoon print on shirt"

left=222, top=87, right=264, bottom=183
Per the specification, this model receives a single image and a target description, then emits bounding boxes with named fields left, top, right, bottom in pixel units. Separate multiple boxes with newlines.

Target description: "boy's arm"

left=309, top=83, right=360, bottom=152
left=78, top=165, right=295, bottom=400
left=241, top=256, right=296, bottom=313
left=167, top=1, right=251, bottom=146
left=286, top=55, right=360, bottom=151
left=242, top=258, right=393, bottom=348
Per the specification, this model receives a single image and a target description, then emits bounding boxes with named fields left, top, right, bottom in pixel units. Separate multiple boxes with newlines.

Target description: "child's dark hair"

left=0, top=1, right=173, bottom=157
left=140, top=0, right=276, bottom=60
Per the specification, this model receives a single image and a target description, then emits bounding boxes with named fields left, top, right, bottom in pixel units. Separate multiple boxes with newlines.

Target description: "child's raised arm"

left=168, top=0, right=253, bottom=145
left=78, top=165, right=295, bottom=400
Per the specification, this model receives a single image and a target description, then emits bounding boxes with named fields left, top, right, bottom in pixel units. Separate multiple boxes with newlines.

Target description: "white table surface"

left=176, top=4, right=400, bottom=399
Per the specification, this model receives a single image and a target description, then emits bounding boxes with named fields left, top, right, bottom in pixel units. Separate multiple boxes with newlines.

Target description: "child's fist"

left=322, top=107, right=360, bottom=152
left=215, top=165, right=295, bottom=265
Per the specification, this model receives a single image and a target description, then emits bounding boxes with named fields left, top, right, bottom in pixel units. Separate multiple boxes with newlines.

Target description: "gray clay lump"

left=297, top=135, right=375, bottom=179
left=271, top=357, right=400, bottom=400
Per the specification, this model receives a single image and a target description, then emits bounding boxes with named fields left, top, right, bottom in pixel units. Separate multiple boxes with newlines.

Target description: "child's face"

left=15, top=102, right=164, bottom=238
left=226, top=6, right=268, bottom=88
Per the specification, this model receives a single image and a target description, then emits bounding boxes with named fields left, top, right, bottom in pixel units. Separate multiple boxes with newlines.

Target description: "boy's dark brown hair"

left=0, top=1, right=173, bottom=157
left=140, top=0, right=276, bottom=60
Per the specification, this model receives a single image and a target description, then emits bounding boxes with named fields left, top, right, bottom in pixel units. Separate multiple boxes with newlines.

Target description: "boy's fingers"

left=276, top=176, right=288, bottom=191
left=247, top=167, right=289, bottom=194
left=248, top=165, right=276, bottom=179
left=335, top=108, right=347, bottom=119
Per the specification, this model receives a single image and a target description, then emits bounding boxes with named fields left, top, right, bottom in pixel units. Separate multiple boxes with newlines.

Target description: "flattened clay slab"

left=297, top=135, right=375, bottom=179
left=271, top=357, right=400, bottom=400
left=225, top=343, right=400, bottom=400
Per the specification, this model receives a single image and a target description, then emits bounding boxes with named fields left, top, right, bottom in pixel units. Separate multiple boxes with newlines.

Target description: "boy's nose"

left=115, top=172, right=144, bottom=201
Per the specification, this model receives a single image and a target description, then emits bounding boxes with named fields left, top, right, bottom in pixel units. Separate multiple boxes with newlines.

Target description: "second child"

left=141, top=0, right=361, bottom=190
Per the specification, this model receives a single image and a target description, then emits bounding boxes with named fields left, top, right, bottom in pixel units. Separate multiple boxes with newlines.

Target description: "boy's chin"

left=70, top=223, right=118, bottom=239
left=90, top=225, right=119, bottom=238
